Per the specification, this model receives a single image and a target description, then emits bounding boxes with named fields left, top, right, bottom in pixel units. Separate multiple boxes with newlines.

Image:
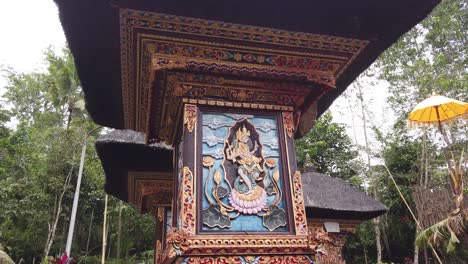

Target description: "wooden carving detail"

left=283, top=112, right=295, bottom=138
left=292, top=171, right=308, bottom=235
left=181, top=166, right=196, bottom=235
left=154, top=240, right=163, bottom=263
left=183, top=104, right=197, bottom=133
left=165, top=227, right=191, bottom=259
left=119, top=9, right=369, bottom=142
left=152, top=57, right=187, bottom=71
left=179, top=255, right=315, bottom=263
left=308, top=226, right=331, bottom=253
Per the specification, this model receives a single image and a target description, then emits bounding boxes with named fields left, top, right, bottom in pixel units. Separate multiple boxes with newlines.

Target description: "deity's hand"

left=253, top=172, right=263, bottom=181
left=225, top=141, right=234, bottom=159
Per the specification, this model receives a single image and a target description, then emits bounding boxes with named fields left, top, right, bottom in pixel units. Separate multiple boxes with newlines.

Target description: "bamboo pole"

left=379, top=154, right=443, bottom=264
left=101, top=194, right=108, bottom=264
left=65, top=126, right=102, bottom=255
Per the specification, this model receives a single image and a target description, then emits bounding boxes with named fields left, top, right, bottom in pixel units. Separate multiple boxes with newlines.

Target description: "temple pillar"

left=160, top=103, right=313, bottom=263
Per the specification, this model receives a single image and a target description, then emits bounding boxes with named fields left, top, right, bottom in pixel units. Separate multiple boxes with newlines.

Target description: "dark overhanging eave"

left=305, top=207, right=387, bottom=221
left=95, top=136, right=173, bottom=201
left=54, top=0, right=441, bottom=134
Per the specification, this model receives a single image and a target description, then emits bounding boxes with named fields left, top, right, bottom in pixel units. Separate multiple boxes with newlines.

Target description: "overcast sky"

left=0, top=0, right=66, bottom=93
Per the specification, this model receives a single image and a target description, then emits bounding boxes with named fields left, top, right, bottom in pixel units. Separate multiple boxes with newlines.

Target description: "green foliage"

left=377, top=0, right=467, bottom=117
left=374, top=0, right=467, bottom=261
left=0, top=48, right=155, bottom=262
left=295, top=112, right=358, bottom=181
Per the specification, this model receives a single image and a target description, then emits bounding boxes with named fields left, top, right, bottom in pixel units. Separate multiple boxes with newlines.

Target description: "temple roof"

left=302, top=171, right=387, bottom=220
left=97, top=130, right=386, bottom=220
left=55, top=0, right=440, bottom=138
left=95, top=129, right=173, bottom=202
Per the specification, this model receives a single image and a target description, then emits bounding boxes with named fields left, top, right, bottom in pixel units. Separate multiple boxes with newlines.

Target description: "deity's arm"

left=251, top=141, right=259, bottom=154
left=225, top=140, right=236, bottom=160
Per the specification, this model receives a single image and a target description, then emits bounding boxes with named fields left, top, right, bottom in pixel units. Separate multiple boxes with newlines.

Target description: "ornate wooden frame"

left=118, top=9, right=369, bottom=144
left=162, top=104, right=318, bottom=263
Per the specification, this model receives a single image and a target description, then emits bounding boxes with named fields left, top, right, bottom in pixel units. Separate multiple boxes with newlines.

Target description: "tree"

left=295, top=112, right=359, bottom=181
left=377, top=0, right=467, bottom=259
left=0, top=48, right=155, bottom=262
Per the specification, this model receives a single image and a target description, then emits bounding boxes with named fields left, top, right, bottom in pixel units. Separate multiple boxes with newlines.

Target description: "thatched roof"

left=0, top=248, right=14, bottom=264
left=54, top=0, right=440, bottom=134
left=302, top=171, right=387, bottom=220
left=95, top=129, right=173, bottom=201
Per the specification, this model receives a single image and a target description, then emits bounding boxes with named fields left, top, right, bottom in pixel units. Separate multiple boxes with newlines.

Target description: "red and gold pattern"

left=308, top=226, right=331, bottom=253
left=154, top=240, right=163, bottom=264
left=119, top=9, right=368, bottom=143
left=127, top=172, right=172, bottom=213
left=283, top=112, right=296, bottom=138
left=183, top=104, right=197, bottom=133
left=292, top=171, right=308, bottom=235
left=181, top=166, right=196, bottom=235
left=176, top=255, right=315, bottom=264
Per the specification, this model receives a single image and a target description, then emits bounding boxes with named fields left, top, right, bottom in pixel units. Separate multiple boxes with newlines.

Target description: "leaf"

left=265, top=181, right=276, bottom=196
left=216, top=186, right=228, bottom=198
left=273, top=169, right=280, bottom=182
left=202, top=204, right=231, bottom=228
left=263, top=205, right=287, bottom=231
left=213, top=169, right=222, bottom=185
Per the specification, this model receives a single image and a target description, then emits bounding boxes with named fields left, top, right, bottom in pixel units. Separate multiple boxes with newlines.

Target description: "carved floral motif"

left=166, top=227, right=191, bottom=258
left=283, top=112, right=295, bottom=138
left=184, top=104, right=197, bottom=133
left=181, top=166, right=196, bottom=235
left=292, top=171, right=308, bottom=235
left=180, top=255, right=315, bottom=263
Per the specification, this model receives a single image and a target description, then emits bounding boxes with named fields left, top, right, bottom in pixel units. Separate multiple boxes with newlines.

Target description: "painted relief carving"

left=181, top=166, right=196, bottom=235
left=292, top=171, right=309, bottom=235
left=183, top=104, right=197, bottom=133
left=179, top=255, right=315, bottom=263
left=201, top=114, right=287, bottom=232
left=308, top=227, right=347, bottom=264
left=283, top=112, right=295, bottom=138
left=308, top=226, right=331, bottom=254
left=225, top=123, right=266, bottom=210
left=154, top=240, right=163, bottom=263
left=166, top=227, right=191, bottom=258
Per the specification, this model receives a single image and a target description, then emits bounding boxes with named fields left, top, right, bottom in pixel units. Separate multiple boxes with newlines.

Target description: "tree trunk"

left=101, top=194, right=108, bottom=264
left=116, top=201, right=123, bottom=259
left=85, top=209, right=94, bottom=258
left=357, top=82, right=383, bottom=263
left=381, top=216, right=392, bottom=260
left=424, top=248, right=429, bottom=264
left=414, top=230, right=419, bottom=264
left=364, top=248, right=368, bottom=264
left=107, top=222, right=112, bottom=258
left=43, top=166, right=74, bottom=259
left=373, top=209, right=383, bottom=263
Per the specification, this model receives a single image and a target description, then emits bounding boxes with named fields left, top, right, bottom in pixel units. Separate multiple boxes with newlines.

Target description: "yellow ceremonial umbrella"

left=408, top=93, right=467, bottom=194
left=408, top=94, right=468, bottom=127
left=409, top=94, right=467, bottom=253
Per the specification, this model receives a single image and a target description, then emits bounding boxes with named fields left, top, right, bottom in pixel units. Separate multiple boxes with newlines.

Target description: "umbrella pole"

left=435, top=106, right=458, bottom=195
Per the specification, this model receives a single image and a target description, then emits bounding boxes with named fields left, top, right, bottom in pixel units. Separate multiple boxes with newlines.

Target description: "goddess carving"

left=225, top=123, right=267, bottom=214
left=201, top=115, right=287, bottom=231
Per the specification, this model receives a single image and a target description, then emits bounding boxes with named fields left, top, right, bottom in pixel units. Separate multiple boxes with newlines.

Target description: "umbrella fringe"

left=408, top=113, right=468, bottom=128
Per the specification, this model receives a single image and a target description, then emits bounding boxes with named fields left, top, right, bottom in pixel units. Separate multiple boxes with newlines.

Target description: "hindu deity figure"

left=225, top=125, right=267, bottom=214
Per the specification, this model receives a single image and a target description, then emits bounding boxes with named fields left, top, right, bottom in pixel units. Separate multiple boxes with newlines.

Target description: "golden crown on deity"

left=236, top=125, right=251, bottom=140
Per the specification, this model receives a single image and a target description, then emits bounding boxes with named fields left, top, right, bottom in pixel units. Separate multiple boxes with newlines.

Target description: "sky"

left=0, top=0, right=66, bottom=93
left=0, top=0, right=392, bottom=158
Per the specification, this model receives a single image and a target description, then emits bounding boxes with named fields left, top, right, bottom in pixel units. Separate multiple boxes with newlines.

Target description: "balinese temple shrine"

left=55, top=0, right=440, bottom=263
